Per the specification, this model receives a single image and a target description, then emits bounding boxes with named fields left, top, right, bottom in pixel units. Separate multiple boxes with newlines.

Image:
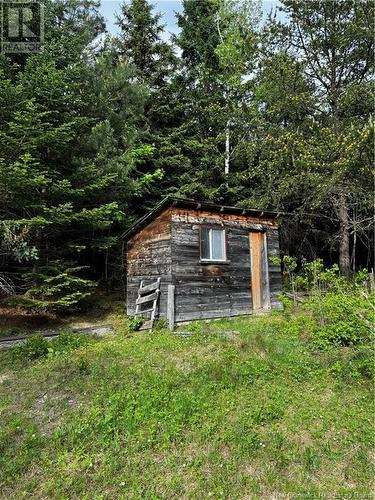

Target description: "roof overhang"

left=121, top=197, right=279, bottom=241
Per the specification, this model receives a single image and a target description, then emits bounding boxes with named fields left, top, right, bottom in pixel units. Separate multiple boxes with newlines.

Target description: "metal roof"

left=121, top=197, right=279, bottom=240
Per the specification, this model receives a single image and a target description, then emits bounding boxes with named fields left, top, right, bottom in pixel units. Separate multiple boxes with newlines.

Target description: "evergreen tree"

left=1, top=0, right=373, bottom=312
left=115, top=0, right=175, bottom=88
left=173, top=0, right=227, bottom=200
left=0, top=0, right=150, bottom=310
left=114, top=0, right=179, bottom=209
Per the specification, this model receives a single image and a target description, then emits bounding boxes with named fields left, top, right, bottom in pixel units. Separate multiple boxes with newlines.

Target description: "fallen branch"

left=0, top=274, right=15, bottom=297
left=283, top=291, right=305, bottom=303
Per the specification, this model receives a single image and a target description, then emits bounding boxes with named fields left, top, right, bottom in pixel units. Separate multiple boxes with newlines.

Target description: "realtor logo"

left=1, top=0, right=44, bottom=53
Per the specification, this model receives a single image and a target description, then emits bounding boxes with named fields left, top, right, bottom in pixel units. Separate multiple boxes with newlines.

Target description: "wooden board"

left=261, top=232, right=271, bottom=310
left=249, top=232, right=263, bottom=310
left=136, top=291, right=159, bottom=305
left=167, top=284, right=175, bottom=330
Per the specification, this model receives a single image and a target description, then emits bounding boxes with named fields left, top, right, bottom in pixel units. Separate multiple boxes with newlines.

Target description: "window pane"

left=212, top=229, right=225, bottom=260
left=200, top=228, right=210, bottom=259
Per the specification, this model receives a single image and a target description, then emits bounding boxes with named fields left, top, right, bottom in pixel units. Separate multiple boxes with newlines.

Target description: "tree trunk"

left=224, top=121, right=230, bottom=175
left=337, top=192, right=350, bottom=276
left=351, top=226, right=356, bottom=272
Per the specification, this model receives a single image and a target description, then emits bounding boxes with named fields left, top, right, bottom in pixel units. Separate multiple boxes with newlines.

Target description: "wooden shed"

left=123, top=197, right=282, bottom=328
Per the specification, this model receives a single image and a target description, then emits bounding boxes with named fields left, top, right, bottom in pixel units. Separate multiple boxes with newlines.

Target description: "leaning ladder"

left=134, top=278, right=161, bottom=330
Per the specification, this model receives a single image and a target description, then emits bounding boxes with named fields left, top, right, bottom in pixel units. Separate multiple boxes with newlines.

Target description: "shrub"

left=326, top=345, right=374, bottom=381
left=279, top=314, right=315, bottom=338
left=12, top=335, right=49, bottom=361
left=277, top=257, right=371, bottom=297
left=153, top=319, right=168, bottom=331
left=12, top=331, right=89, bottom=361
left=276, top=293, right=293, bottom=318
left=306, top=291, right=373, bottom=347
left=277, top=258, right=374, bottom=349
left=47, top=331, right=89, bottom=359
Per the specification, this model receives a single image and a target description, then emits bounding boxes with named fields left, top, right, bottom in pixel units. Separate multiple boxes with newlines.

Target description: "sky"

left=99, top=0, right=281, bottom=36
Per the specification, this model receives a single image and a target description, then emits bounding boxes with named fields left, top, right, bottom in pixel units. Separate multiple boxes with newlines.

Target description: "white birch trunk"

left=225, top=121, right=230, bottom=175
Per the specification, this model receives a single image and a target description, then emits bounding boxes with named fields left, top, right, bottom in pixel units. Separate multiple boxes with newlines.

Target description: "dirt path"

left=0, top=325, right=114, bottom=349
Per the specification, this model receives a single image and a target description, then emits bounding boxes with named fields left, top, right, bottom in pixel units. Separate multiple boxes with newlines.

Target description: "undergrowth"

left=10, top=331, right=92, bottom=362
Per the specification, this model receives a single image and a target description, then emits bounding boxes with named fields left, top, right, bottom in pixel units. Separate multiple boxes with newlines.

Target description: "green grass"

left=0, top=314, right=373, bottom=499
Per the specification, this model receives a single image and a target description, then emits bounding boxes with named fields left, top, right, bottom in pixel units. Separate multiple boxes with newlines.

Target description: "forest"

left=0, top=0, right=373, bottom=312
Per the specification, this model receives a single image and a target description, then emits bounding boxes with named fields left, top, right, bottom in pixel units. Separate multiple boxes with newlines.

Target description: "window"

left=200, top=227, right=226, bottom=261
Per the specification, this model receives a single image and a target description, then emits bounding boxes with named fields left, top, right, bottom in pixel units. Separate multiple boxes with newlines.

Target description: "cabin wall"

left=126, top=209, right=173, bottom=317
left=170, top=208, right=282, bottom=322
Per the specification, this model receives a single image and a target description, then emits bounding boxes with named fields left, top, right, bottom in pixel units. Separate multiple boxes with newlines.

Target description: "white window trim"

left=200, top=227, right=227, bottom=262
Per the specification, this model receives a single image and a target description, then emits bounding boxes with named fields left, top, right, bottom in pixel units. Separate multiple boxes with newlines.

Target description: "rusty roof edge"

left=120, top=197, right=280, bottom=241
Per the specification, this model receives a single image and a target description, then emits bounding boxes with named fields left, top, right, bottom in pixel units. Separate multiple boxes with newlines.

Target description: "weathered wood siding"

left=126, top=209, right=172, bottom=316
left=170, top=208, right=282, bottom=322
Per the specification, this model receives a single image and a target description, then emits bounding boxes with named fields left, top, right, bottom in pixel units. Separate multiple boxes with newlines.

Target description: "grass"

left=0, top=313, right=373, bottom=499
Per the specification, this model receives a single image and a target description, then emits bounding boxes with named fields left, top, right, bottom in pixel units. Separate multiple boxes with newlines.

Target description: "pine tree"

left=233, top=0, right=373, bottom=270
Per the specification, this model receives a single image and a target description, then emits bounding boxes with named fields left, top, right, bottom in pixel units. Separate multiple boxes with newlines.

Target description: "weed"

left=47, top=331, right=89, bottom=359
left=129, top=317, right=143, bottom=332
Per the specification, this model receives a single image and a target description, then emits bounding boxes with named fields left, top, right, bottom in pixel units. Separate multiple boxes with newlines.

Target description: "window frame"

left=199, top=225, right=228, bottom=263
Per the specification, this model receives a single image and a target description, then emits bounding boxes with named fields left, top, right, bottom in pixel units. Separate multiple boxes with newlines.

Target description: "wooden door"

left=249, top=232, right=270, bottom=311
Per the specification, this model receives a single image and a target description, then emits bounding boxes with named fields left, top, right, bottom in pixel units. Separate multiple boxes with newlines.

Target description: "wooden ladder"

left=134, top=278, right=161, bottom=330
